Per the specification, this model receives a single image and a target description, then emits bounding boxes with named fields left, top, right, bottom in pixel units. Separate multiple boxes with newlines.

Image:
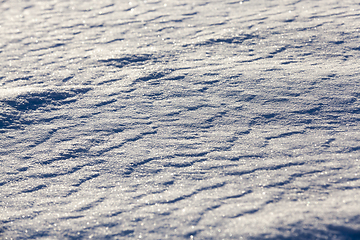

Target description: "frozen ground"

left=1, top=0, right=360, bottom=239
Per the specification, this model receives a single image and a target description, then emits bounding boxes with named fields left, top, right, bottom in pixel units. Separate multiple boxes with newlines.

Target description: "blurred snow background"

left=1, top=0, right=360, bottom=239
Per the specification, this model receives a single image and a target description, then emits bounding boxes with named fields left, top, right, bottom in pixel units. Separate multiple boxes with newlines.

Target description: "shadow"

left=251, top=222, right=360, bottom=240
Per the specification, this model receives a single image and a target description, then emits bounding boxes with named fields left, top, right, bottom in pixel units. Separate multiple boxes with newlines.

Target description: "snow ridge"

left=1, top=0, right=360, bottom=239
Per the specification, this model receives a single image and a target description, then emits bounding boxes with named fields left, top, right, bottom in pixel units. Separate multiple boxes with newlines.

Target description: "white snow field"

left=1, top=0, right=360, bottom=239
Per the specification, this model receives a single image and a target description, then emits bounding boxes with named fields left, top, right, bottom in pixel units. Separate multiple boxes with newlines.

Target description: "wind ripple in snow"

left=1, top=0, right=360, bottom=239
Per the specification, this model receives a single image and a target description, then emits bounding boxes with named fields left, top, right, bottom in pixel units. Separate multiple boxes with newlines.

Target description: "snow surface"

left=1, top=0, right=360, bottom=239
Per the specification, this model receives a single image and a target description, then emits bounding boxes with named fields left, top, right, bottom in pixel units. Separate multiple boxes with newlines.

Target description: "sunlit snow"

left=1, top=0, right=360, bottom=239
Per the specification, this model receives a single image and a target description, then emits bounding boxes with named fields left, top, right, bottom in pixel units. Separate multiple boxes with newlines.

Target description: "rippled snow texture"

left=1, top=0, right=360, bottom=239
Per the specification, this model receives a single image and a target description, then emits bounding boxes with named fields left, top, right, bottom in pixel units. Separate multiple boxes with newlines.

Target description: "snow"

left=1, top=0, right=360, bottom=239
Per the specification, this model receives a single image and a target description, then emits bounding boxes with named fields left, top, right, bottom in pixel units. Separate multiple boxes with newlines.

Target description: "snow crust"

left=1, top=0, right=360, bottom=239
